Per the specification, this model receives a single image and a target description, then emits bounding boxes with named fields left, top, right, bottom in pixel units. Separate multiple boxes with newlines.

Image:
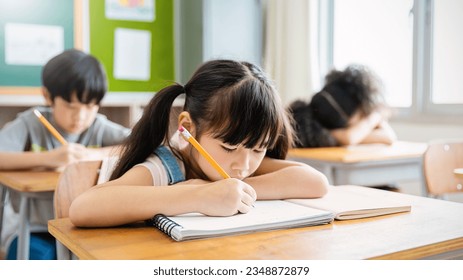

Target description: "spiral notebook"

left=146, top=185, right=412, bottom=241
left=146, top=200, right=334, bottom=241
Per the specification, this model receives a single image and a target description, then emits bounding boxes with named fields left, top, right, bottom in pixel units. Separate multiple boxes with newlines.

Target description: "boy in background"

left=0, top=49, right=130, bottom=259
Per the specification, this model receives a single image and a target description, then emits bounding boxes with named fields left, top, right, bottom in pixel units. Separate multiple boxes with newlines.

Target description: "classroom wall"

left=390, top=121, right=463, bottom=143
left=0, top=0, right=176, bottom=128
left=176, top=0, right=263, bottom=84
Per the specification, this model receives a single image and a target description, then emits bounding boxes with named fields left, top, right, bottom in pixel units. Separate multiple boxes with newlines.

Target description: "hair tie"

left=319, top=91, right=350, bottom=122
left=180, top=84, right=187, bottom=94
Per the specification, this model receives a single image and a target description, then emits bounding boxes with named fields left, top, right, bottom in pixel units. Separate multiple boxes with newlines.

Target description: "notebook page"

left=287, top=185, right=411, bottom=215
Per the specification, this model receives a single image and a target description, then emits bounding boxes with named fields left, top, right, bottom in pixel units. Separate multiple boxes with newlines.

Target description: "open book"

left=147, top=185, right=411, bottom=241
left=287, top=185, right=412, bottom=220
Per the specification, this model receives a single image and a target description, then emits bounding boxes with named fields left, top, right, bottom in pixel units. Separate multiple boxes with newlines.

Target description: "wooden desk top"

left=0, top=170, right=60, bottom=192
left=288, top=141, right=428, bottom=163
left=49, top=189, right=463, bottom=260
left=454, top=168, right=463, bottom=179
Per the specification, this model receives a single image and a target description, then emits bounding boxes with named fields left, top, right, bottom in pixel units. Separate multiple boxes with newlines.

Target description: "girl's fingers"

left=237, top=190, right=256, bottom=214
left=237, top=201, right=253, bottom=214
left=241, top=183, right=257, bottom=201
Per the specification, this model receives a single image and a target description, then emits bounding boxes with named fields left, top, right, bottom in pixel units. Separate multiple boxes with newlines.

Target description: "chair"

left=422, top=140, right=463, bottom=199
left=53, top=160, right=102, bottom=259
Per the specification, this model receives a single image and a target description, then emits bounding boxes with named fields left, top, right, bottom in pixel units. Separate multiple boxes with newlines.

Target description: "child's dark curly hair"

left=310, top=64, right=384, bottom=129
left=324, top=64, right=383, bottom=116
left=288, top=64, right=386, bottom=147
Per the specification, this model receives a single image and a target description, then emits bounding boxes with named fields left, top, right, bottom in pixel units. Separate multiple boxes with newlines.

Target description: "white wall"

left=390, top=121, right=463, bottom=143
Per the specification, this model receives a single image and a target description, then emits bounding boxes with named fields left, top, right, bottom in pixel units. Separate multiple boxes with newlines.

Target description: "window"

left=333, top=0, right=413, bottom=108
left=431, top=0, right=463, bottom=104
left=321, top=0, right=463, bottom=118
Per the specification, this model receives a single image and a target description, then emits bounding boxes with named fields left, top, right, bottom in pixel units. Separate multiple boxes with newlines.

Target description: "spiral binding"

left=146, top=214, right=181, bottom=237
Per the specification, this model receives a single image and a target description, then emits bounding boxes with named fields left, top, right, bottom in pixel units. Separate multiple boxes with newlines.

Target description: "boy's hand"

left=46, top=143, right=96, bottom=168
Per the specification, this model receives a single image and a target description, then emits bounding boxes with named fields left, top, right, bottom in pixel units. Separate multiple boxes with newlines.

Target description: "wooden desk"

left=454, top=168, right=463, bottom=180
left=48, top=188, right=463, bottom=260
left=288, top=141, right=428, bottom=193
left=0, top=170, right=60, bottom=259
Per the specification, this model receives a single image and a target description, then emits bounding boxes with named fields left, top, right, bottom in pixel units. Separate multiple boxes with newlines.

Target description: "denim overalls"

left=153, top=146, right=185, bottom=184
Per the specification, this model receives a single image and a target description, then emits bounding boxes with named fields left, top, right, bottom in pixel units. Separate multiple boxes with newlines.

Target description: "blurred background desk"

left=454, top=168, right=463, bottom=179
left=288, top=141, right=428, bottom=194
left=0, top=170, right=60, bottom=259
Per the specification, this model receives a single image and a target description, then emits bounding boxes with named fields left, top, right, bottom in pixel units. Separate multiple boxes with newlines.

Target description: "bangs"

left=73, top=56, right=107, bottom=104
left=202, top=79, right=283, bottom=149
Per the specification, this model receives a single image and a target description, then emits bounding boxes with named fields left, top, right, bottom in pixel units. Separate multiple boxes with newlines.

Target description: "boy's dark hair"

left=310, top=64, right=383, bottom=129
left=111, top=59, right=294, bottom=180
left=41, top=49, right=107, bottom=105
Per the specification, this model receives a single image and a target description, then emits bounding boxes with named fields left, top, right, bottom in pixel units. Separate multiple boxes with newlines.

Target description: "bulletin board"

left=0, top=0, right=77, bottom=94
left=89, top=0, right=175, bottom=93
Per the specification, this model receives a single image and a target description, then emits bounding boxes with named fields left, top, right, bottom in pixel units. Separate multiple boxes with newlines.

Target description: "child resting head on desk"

left=69, top=59, right=329, bottom=228
left=288, top=64, right=397, bottom=148
left=0, top=49, right=130, bottom=259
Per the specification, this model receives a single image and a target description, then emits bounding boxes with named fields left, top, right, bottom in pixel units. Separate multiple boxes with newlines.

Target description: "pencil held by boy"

left=0, top=49, right=130, bottom=259
left=69, top=59, right=329, bottom=229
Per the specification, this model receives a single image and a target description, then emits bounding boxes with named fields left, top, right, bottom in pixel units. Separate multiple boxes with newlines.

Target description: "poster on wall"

left=105, top=0, right=155, bottom=22
left=113, top=28, right=152, bottom=81
left=4, top=23, right=64, bottom=66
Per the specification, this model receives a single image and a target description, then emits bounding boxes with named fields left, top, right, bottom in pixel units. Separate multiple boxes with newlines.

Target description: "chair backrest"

left=54, top=160, right=102, bottom=219
left=423, top=140, right=463, bottom=198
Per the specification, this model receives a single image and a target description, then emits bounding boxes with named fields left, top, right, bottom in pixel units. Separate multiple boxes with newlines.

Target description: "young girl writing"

left=70, top=59, right=328, bottom=227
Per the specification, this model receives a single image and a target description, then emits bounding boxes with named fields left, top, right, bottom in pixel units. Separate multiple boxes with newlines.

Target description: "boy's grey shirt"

left=0, top=106, right=130, bottom=152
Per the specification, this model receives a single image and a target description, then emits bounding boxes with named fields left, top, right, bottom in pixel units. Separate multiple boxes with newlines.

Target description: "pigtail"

left=110, top=84, right=185, bottom=180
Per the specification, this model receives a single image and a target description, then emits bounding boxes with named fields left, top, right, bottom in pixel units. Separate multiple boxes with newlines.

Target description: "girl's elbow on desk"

left=309, top=168, right=329, bottom=198
left=288, top=165, right=329, bottom=198
left=68, top=197, right=88, bottom=227
left=68, top=189, right=110, bottom=227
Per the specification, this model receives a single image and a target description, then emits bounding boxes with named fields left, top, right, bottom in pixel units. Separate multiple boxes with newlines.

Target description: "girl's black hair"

left=111, top=59, right=294, bottom=180
left=41, top=49, right=107, bottom=105
left=310, top=64, right=384, bottom=129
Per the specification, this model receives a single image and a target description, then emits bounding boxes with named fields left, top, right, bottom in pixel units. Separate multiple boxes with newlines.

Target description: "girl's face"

left=196, top=133, right=267, bottom=181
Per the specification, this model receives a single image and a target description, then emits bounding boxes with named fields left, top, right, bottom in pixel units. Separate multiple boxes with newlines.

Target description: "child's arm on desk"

left=69, top=165, right=257, bottom=227
left=359, top=120, right=397, bottom=145
left=0, top=144, right=122, bottom=170
left=330, top=111, right=396, bottom=145
left=245, top=157, right=329, bottom=200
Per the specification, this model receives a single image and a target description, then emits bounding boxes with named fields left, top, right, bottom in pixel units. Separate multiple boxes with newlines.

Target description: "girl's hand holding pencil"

left=196, top=179, right=257, bottom=216
left=176, top=177, right=257, bottom=216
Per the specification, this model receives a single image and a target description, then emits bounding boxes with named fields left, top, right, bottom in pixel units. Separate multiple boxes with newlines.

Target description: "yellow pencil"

left=33, top=109, right=68, bottom=145
left=179, top=125, right=230, bottom=179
